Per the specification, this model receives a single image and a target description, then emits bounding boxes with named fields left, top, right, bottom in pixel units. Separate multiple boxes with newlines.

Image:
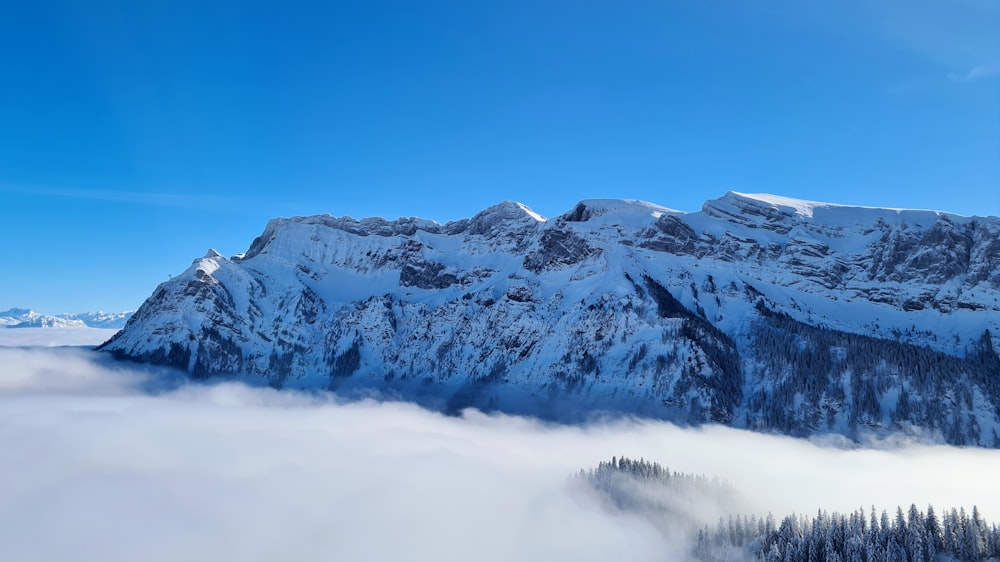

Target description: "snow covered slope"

left=101, top=193, right=1000, bottom=445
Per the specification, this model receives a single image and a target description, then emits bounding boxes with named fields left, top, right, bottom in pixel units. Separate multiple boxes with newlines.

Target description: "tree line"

left=578, top=457, right=1000, bottom=562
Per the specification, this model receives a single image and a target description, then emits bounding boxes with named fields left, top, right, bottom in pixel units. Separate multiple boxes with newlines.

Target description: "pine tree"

left=906, top=503, right=926, bottom=562
left=925, top=504, right=942, bottom=561
left=967, top=505, right=987, bottom=562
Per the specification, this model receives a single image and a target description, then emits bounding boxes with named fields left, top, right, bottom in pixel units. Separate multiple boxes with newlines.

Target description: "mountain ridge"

left=100, top=193, right=1000, bottom=445
left=1, top=308, right=134, bottom=329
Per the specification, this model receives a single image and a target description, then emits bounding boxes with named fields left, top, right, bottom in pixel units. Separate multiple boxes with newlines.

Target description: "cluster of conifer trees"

left=695, top=503, right=1000, bottom=562
left=747, top=306, right=1000, bottom=447
left=577, top=455, right=739, bottom=519
left=578, top=457, right=1000, bottom=562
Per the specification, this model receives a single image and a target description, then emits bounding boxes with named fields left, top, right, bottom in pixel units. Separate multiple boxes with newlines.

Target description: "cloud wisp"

left=1, top=347, right=998, bottom=562
left=948, top=64, right=1000, bottom=82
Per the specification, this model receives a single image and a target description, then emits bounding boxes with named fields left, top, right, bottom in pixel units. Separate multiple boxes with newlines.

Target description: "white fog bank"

left=1, top=346, right=998, bottom=562
left=0, top=326, right=118, bottom=347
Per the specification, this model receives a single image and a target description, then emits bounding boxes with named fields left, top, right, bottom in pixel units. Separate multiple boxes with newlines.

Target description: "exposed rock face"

left=101, top=193, right=1000, bottom=446
left=523, top=228, right=601, bottom=273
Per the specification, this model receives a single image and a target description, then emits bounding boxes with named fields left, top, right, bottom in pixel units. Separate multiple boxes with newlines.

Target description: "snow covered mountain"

left=1, top=308, right=134, bottom=329
left=100, top=192, right=1000, bottom=446
left=60, top=310, right=134, bottom=329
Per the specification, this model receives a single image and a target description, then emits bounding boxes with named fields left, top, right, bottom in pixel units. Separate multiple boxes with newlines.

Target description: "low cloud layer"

left=1, top=346, right=998, bottom=562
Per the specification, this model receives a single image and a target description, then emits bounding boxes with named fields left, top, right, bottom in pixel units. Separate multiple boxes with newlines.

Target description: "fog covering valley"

left=2, top=338, right=999, bottom=562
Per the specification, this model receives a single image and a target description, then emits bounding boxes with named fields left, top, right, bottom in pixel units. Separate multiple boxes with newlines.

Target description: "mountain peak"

left=700, top=191, right=974, bottom=235
left=717, top=191, right=965, bottom=219
left=562, top=199, right=679, bottom=222
left=723, top=192, right=825, bottom=218
left=459, top=200, right=545, bottom=237
left=473, top=200, right=545, bottom=222
left=0, top=307, right=32, bottom=317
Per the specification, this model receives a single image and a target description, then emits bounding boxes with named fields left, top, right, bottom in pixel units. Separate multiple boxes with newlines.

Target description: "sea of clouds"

left=1, top=335, right=998, bottom=562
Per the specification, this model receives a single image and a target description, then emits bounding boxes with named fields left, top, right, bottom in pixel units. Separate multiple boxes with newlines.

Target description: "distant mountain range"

left=100, top=192, right=1000, bottom=446
left=0, top=308, right=133, bottom=329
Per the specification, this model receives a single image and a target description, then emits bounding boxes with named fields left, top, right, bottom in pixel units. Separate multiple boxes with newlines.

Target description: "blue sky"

left=1, top=0, right=997, bottom=314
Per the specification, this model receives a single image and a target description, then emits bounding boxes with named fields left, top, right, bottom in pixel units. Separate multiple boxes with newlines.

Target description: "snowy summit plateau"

left=101, top=192, right=1000, bottom=446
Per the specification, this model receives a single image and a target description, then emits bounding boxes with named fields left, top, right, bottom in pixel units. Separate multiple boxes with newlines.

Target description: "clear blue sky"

left=1, top=0, right=997, bottom=314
